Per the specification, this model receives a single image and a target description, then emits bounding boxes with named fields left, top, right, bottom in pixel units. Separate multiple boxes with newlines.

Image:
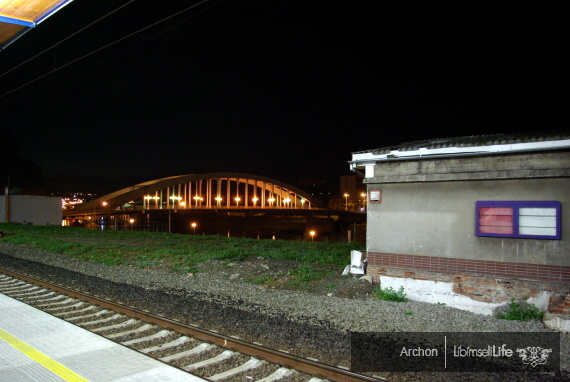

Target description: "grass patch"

left=246, top=275, right=277, bottom=285
left=170, top=264, right=199, bottom=274
left=374, top=286, right=408, bottom=302
left=496, top=299, right=545, bottom=321
left=0, top=224, right=363, bottom=276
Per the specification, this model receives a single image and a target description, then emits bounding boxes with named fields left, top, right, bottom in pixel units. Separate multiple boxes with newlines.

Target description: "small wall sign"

left=370, top=190, right=382, bottom=203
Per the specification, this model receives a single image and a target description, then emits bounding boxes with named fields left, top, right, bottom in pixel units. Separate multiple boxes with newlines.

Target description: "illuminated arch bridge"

left=72, top=173, right=326, bottom=215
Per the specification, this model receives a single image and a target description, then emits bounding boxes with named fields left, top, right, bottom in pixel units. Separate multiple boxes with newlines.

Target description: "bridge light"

left=215, top=197, right=223, bottom=206
left=101, top=201, right=108, bottom=207
left=309, top=230, right=316, bottom=242
left=252, top=197, right=258, bottom=206
left=234, top=196, right=241, bottom=205
left=268, top=198, right=275, bottom=206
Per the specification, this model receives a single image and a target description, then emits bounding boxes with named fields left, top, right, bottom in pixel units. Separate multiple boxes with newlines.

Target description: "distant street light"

left=191, top=222, right=197, bottom=235
left=344, top=193, right=349, bottom=210
left=170, top=196, right=182, bottom=209
left=309, top=230, right=316, bottom=242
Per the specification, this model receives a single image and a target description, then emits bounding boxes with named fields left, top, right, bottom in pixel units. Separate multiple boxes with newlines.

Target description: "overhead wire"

left=0, top=0, right=216, bottom=102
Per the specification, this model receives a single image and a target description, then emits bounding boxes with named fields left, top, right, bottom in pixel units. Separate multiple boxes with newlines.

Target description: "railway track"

left=0, top=268, right=385, bottom=382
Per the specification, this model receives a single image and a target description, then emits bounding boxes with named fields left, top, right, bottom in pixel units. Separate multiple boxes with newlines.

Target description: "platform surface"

left=0, top=292, right=205, bottom=381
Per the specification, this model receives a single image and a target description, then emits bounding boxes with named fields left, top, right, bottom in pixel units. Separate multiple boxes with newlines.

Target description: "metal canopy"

left=0, top=0, right=73, bottom=50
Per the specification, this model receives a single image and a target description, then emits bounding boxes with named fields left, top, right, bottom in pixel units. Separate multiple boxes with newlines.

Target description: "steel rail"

left=0, top=268, right=383, bottom=382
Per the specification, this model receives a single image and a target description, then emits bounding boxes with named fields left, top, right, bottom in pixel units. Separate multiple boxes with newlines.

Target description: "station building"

left=350, top=133, right=569, bottom=319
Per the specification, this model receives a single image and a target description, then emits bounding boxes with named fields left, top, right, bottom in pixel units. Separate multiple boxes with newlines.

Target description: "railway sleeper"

left=121, top=329, right=172, bottom=347
left=183, top=349, right=235, bottom=372
left=160, top=342, right=215, bottom=363
left=105, top=323, right=155, bottom=340
left=80, top=313, right=125, bottom=328
left=255, top=367, right=297, bottom=382
left=141, top=335, right=195, bottom=356
left=208, top=357, right=264, bottom=381
left=65, top=308, right=111, bottom=322
left=54, top=305, right=98, bottom=318
left=90, top=317, right=139, bottom=333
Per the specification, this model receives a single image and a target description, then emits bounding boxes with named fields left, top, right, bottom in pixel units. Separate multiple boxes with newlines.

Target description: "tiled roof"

left=355, top=131, right=570, bottom=155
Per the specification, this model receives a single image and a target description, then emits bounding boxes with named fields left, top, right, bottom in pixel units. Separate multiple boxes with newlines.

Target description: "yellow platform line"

left=0, top=328, right=89, bottom=381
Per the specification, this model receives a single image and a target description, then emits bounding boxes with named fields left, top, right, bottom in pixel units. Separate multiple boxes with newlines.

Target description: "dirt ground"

left=190, top=256, right=377, bottom=299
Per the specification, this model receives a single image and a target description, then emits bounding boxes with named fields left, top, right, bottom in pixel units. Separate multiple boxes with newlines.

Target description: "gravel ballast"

left=0, top=242, right=567, bottom=381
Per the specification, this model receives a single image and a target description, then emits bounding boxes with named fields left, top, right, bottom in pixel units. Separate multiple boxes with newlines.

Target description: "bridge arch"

left=74, top=173, right=326, bottom=213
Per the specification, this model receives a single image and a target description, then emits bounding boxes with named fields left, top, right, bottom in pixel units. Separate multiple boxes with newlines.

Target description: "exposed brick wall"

left=551, top=295, right=570, bottom=315
left=367, top=260, right=569, bottom=308
left=368, top=252, right=569, bottom=284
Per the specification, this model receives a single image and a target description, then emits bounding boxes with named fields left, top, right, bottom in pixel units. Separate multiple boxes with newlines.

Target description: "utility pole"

left=4, top=177, right=10, bottom=223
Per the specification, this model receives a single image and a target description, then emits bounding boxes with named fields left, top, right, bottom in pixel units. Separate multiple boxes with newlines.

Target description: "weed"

left=246, top=275, right=276, bottom=285
left=283, top=263, right=331, bottom=289
left=496, top=299, right=544, bottom=321
left=437, top=302, right=446, bottom=306
left=405, top=311, right=413, bottom=315
left=374, top=286, right=408, bottom=302
left=290, top=263, right=330, bottom=281
left=328, top=283, right=337, bottom=289
left=170, top=264, right=199, bottom=274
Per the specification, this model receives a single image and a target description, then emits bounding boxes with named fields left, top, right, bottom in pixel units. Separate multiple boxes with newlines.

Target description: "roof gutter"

left=349, top=139, right=570, bottom=175
left=352, top=139, right=570, bottom=164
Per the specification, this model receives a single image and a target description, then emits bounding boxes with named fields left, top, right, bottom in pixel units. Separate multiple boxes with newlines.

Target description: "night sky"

left=0, top=0, right=568, bottom=193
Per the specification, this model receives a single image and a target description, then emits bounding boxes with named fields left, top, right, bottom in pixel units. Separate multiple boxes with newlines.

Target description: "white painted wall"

left=379, top=276, right=552, bottom=316
left=0, top=195, right=62, bottom=226
left=366, top=178, right=569, bottom=266
left=380, top=275, right=506, bottom=315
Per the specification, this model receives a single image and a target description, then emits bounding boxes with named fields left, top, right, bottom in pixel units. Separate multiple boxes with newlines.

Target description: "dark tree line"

left=0, top=130, right=43, bottom=194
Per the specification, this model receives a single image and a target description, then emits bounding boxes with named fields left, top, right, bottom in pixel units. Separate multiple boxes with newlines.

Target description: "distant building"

left=350, top=133, right=569, bottom=317
left=0, top=195, right=62, bottom=226
left=339, top=174, right=366, bottom=201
